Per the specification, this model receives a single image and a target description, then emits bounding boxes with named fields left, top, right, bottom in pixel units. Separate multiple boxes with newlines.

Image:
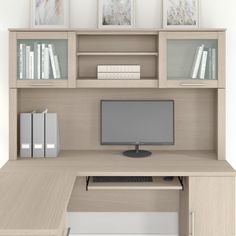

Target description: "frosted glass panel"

left=17, top=39, right=68, bottom=80
left=167, top=39, right=218, bottom=80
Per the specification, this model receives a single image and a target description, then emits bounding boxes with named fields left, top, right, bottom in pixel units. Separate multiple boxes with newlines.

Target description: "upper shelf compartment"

left=76, top=33, right=159, bottom=88
left=159, top=32, right=225, bottom=88
left=9, top=32, right=76, bottom=88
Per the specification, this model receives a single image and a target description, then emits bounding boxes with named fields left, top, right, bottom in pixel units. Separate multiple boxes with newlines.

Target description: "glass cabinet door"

left=10, top=32, right=76, bottom=88
left=17, top=39, right=68, bottom=81
left=159, top=32, right=225, bottom=88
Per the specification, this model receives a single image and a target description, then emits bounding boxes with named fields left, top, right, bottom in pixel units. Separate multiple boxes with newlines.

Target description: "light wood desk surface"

left=0, top=171, right=75, bottom=235
left=3, top=150, right=236, bottom=176
left=0, top=150, right=235, bottom=235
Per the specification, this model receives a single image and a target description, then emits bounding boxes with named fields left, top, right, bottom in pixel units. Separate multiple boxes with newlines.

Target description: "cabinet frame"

left=159, top=32, right=225, bottom=88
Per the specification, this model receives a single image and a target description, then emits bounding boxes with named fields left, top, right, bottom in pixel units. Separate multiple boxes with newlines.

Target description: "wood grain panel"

left=9, top=32, right=17, bottom=88
left=189, top=177, right=235, bottom=236
left=5, top=150, right=236, bottom=176
left=18, top=88, right=217, bottom=151
left=67, top=177, right=179, bottom=212
left=217, top=89, right=225, bottom=160
left=77, top=35, right=158, bottom=52
left=9, top=89, right=18, bottom=160
left=0, top=172, right=75, bottom=235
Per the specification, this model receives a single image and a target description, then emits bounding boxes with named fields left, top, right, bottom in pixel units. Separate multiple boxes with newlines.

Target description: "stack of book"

left=190, top=44, right=217, bottom=80
left=97, top=65, right=141, bottom=80
left=18, top=43, right=61, bottom=80
left=20, top=110, right=60, bottom=158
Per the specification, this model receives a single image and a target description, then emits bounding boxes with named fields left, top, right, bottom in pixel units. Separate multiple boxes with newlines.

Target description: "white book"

left=19, top=44, right=25, bottom=79
left=98, top=72, right=140, bottom=80
left=25, top=46, right=31, bottom=79
left=29, top=51, right=34, bottom=79
left=41, top=44, right=45, bottom=79
left=207, top=48, right=212, bottom=80
left=97, top=65, right=141, bottom=73
left=48, top=44, right=57, bottom=79
left=44, top=47, right=50, bottom=79
left=190, top=44, right=205, bottom=79
left=212, top=48, right=217, bottom=80
left=199, top=51, right=208, bottom=79
left=37, top=44, right=41, bottom=79
left=54, top=55, right=61, bottom=79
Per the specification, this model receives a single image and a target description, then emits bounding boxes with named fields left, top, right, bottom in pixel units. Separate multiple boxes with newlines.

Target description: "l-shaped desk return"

left=0, top=150, right=235, bottom=236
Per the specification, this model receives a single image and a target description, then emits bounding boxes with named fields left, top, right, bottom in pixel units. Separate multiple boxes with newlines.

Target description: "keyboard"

left=92, top=176, right=153, bottom=183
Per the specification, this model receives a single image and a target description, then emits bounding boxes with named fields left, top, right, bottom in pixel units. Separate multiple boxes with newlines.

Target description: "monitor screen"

left=101, top=100, right=174, bottom=145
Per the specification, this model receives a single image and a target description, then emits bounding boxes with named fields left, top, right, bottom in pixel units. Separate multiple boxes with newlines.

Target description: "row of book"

left=20, top=110, right=60, bottom=158
left=97, top=65, right=141, bottom=80
left=18, top=43, right=61, bottom=80
left=190, top=44, right=217, bottom=80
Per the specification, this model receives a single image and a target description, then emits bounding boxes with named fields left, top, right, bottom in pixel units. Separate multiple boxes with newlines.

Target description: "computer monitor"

left=101, top=100, right=175, bottom=158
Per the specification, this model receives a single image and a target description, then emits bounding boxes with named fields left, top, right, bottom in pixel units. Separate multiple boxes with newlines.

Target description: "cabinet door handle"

left=180, top=83, right=205, bottom=86
left=191, top=212, right=195, bottom=236
left=30, top=83, right=54, bottom=87
left=66, top=227, right=71, bottom=236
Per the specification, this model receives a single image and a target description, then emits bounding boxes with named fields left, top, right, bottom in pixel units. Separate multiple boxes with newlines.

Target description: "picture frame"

left=163, top=0, right=199, bottom=28
left=31, top=0, right=69, bottom=28
left=98, top=0, right=135, bottom=29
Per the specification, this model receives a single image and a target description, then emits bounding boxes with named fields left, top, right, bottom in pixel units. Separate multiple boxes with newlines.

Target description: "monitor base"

left=123, top=145, right=152, bottom=158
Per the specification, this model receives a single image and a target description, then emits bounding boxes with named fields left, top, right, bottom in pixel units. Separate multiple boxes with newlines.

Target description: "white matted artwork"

left=98, top=0, right=135, bottom=28
left=31, top=0, right=69, bottom=28
left=163, top=0, right=199, bottom=28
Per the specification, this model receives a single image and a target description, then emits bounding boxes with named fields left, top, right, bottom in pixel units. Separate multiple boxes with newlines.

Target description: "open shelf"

left=87, top=176, right=183, bottom=190
left=76, top=79, right=158, bottom=88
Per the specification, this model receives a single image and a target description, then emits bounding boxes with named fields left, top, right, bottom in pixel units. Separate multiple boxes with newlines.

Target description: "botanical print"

left=101, top=0, right=133, bottom=26
left=166, top=0, right=198, bottom=26
left=34, top=0, right=65, bottom=25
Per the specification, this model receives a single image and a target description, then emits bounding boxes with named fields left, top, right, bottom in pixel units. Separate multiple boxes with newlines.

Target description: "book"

left=190, top=44, right=205, bottom=79
left=41, top=44, right=45, bottom=79
left=36, top=43, right=41, bottom=79
left=207, top=48, right=212, bottom=80
left=29, top=51, right=34, bottom=79
left=212, top=48, right=217, bottom=80
left=98, top=72, right=140, bottom=79
left=44, top=47, right=50, bottom=79
left=199, top=51, right=208, bottom=79
left=48, top=44, right=58, bottom=79
left=97, top=65, right=141, bottom=73
left=54, top=55, right=61, bottom=79
left=19, top=44, right=26, bottom=79
left=25, top=46, right=31, bottom=79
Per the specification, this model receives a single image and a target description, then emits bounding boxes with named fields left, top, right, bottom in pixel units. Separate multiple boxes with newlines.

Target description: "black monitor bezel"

left=100, top=100, right=175, bottom=146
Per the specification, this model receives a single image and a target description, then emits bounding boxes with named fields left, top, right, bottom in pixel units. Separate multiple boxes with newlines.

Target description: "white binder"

left=20, top=113, right=33, bottom=158
left=45, top=113, right=60, bottom=157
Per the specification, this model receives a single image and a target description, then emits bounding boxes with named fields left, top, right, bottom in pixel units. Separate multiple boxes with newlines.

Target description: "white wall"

left=0, top=0, right=236, bottom=169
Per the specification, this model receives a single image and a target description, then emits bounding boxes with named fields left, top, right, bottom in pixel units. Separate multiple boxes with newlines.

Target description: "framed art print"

left=98, top=0, right=135, bottom=28
left=31, top=0, right=69, bottom=28
left=163, top=0, right=199, bottom=28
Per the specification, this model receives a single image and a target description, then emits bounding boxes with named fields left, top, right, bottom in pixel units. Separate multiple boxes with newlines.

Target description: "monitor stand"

left=123, top=144, right=152, bottom=158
